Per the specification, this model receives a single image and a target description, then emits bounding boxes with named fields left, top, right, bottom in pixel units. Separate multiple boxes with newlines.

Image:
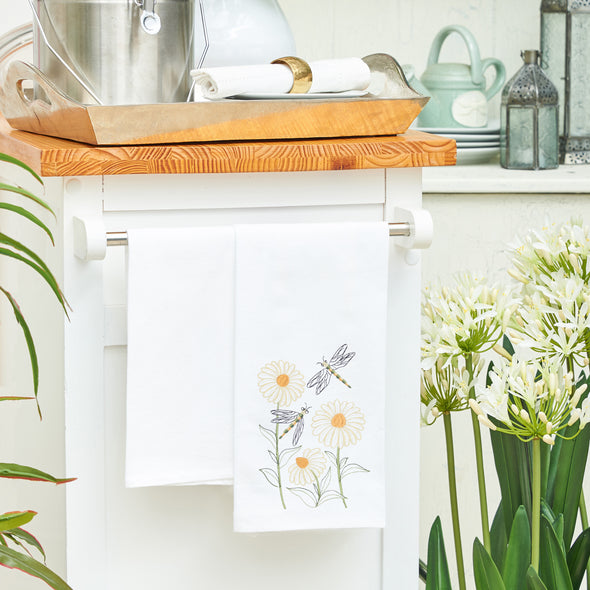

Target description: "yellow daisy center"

left=331, top=413, right=347, bottom=428
left=296, top=457, right=309, bottom=469
left=276, top=373, right=290, bottom=387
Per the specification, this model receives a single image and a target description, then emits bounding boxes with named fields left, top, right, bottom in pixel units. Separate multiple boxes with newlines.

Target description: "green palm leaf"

left=0, top=153, right=43, bottom=184
left=0, top=202, right=54, bottom=244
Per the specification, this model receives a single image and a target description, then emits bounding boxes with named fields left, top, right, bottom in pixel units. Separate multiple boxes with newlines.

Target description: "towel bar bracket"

left=73, top=214, right=433, bottom=261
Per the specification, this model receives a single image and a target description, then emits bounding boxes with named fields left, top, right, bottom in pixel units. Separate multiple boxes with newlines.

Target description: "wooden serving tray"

left=0, top=55, right=428, bottom=146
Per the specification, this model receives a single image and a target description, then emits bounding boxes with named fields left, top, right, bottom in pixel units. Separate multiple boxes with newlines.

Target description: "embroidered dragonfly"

left=271, top=404, right=311, bottom=446
left=307, top=343, right=356, bottom=395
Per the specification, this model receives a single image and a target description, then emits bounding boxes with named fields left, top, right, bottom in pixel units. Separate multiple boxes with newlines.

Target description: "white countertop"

left=423, top=160, right=590, bottom=194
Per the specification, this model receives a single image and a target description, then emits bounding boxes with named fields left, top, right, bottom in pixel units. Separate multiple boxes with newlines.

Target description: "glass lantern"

left=500, top=50, right=559, bottom=170
left=541, top=0, right=590, bottom=164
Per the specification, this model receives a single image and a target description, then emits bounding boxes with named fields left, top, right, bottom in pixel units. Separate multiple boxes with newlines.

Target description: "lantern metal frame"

left=541, top=0, right=590, bottom=164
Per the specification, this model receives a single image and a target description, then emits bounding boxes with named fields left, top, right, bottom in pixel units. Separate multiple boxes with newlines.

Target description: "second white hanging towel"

left=233, top=222, right=389, bottom=532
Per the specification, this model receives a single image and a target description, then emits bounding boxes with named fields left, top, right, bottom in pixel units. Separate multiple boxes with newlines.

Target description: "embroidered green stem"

left=275, top=403, right=286, bottom=510
left=336, top=447, right=348, bottom=508
left=443, top=412, right=466, bottom=590
left=466, top=353, right=491, bottom=552
left=532, top=437, right=541, bottom=572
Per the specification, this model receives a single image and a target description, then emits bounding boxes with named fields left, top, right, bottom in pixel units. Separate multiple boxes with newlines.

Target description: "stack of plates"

left=416, top=123, right=501, bottom=165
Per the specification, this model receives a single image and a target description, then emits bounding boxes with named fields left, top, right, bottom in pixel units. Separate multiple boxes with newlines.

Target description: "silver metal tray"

left=0, top=55, right=428, bottom=146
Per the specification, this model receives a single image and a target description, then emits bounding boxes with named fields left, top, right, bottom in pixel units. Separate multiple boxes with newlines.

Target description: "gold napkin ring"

left=272, top=56, right=313, bottom=94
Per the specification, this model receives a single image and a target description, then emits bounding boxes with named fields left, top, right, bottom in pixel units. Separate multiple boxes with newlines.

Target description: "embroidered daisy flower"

left=311, top=400, right=366, bottom=448
left=258, top=360, right=305, bottom=406
left=288, top=448, right=327, bottom=485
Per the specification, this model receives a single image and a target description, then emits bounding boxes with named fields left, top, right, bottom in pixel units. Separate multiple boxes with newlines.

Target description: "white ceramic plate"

left=456, top=141, right=500, bottom=149
left=232, top=90, right=368, bottom=100
left=456, top=146, right=500, bottom=165
left=443, top=132, right=500, bottom=142
left=416, top=122, right=500, bottom=135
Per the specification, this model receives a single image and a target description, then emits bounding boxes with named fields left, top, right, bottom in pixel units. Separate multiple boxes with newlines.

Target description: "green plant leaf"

left=525, top=566, right=549, bottom=590
left=567, top=528, right=590, bottom=590
left=3, top=528, right=45, bottom=560
left=0, top=287, right=39, bottom=403
left=490, top=501, right=508, bottom=572
left=0, top=512, right=36, bottom=533
left=0, top=183, right=52, bottom=217
left=502, top=505, right=531, bottom=590
left=0, top=396, right=35, bottom=402
left=548, top=387, right=590, bottom=549
left=0, top=463, right=74, bottom=484
left=539, top=515, right=573, bottom=590
left=0, top=153, right=43, bottom=185
left=473, top=537, right=506, bottom=590
left=425, top=517, right=452, bottom=590
left=0, top=236, right=69, bottom=316
left=0, top=545, right=72, bottom=590
left=0, top=202, right=54, bottom=244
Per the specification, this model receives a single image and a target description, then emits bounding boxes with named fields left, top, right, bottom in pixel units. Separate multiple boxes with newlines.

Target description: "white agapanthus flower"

left=508, top=218, right=590, bottom=286
left=508, top=270, right=590, bottom=368
left=422, top=272, right=519, bottom=369
left=472, top=356, right=589, bottom=445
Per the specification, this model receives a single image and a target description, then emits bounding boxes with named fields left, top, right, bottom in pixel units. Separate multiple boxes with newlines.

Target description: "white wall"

left=0, top=1, right=555, bottom=589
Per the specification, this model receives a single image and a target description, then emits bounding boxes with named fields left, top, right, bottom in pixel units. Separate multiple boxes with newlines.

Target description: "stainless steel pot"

left=32, top=0, right=194, bottom=105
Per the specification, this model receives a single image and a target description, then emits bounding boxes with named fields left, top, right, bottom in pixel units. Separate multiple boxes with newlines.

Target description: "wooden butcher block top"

left=0, top=116, right=456, bottom=178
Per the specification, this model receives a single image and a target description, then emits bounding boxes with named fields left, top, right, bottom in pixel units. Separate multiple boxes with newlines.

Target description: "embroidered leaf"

left=278, top=446, right=301, bottom=467
left=259, top=424, right=276, bottom=446
left=341, top=462, right=370, bottom=478
left=259, top=468, right=279, bottom=488
left=325, top=451, right=338, bottom=466
left=267, top=450, right=277, bottom=464
left=317, top=490, right=347, bottom=506
left=320, top=467, right=332, bottom=492
left=287, top=487, right=317, bottom=508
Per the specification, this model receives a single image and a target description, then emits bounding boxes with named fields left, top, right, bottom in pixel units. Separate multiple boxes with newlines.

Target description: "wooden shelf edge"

left=0, top=117, right=456, bottom=177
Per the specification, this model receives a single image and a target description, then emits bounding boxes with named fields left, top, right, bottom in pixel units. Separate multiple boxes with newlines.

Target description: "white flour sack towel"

left=233, top=222, right=389, bottom=532
left=125, top=226, right=234, bottom=487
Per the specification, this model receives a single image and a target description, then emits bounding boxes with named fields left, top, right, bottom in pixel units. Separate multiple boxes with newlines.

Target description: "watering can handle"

left=480, top=57, right=506, bottom=100
left=426, top=24, right=484, bottom=85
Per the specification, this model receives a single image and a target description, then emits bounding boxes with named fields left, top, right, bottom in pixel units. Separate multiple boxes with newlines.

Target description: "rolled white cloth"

left=191, top=57, right=371, bottom=100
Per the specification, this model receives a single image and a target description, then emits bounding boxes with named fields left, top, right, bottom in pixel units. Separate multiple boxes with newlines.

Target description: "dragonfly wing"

left=329, top=344, right=349, bottom=364
left=292, top=418, right=305, bottom=446
left=331, top=351, right=356, bottom=369
left=271, top=409, right=298, bottom=423
left=307, top=369, right=330, bottom=395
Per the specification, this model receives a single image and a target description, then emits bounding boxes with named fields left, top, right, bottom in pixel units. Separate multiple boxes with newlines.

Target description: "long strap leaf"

left=0, top=183, right=52, bottom=217
left=2, top=527, right=45, bottom=560
left=426, top=516, right=453, bottom=590
left=0, top=245, right=69, bottom=316
left=0, top=203, right=54, bottom=244
left=473, top=537, right=506, bottom=590
left=0, top=511, right=36, bottom=533
left=567, top=528, right=590, bottom=590
left=0, top=545, right=72, bottom=590
left=539, top=515, right=573, bottom=590
left=526, top=566, right=549, bottom=590
left=0, top=153, right=43, bottom=185
left=502, top=506, right=531, bottom=590
left=0, top=287, right=39, bottom=404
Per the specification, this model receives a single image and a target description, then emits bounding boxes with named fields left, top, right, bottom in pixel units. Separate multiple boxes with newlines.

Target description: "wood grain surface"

left=0, top=116, right=456, bottom=177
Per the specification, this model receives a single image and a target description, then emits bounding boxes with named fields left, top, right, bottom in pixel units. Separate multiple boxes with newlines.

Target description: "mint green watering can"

left=417, top=25, right=506, bottom=128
